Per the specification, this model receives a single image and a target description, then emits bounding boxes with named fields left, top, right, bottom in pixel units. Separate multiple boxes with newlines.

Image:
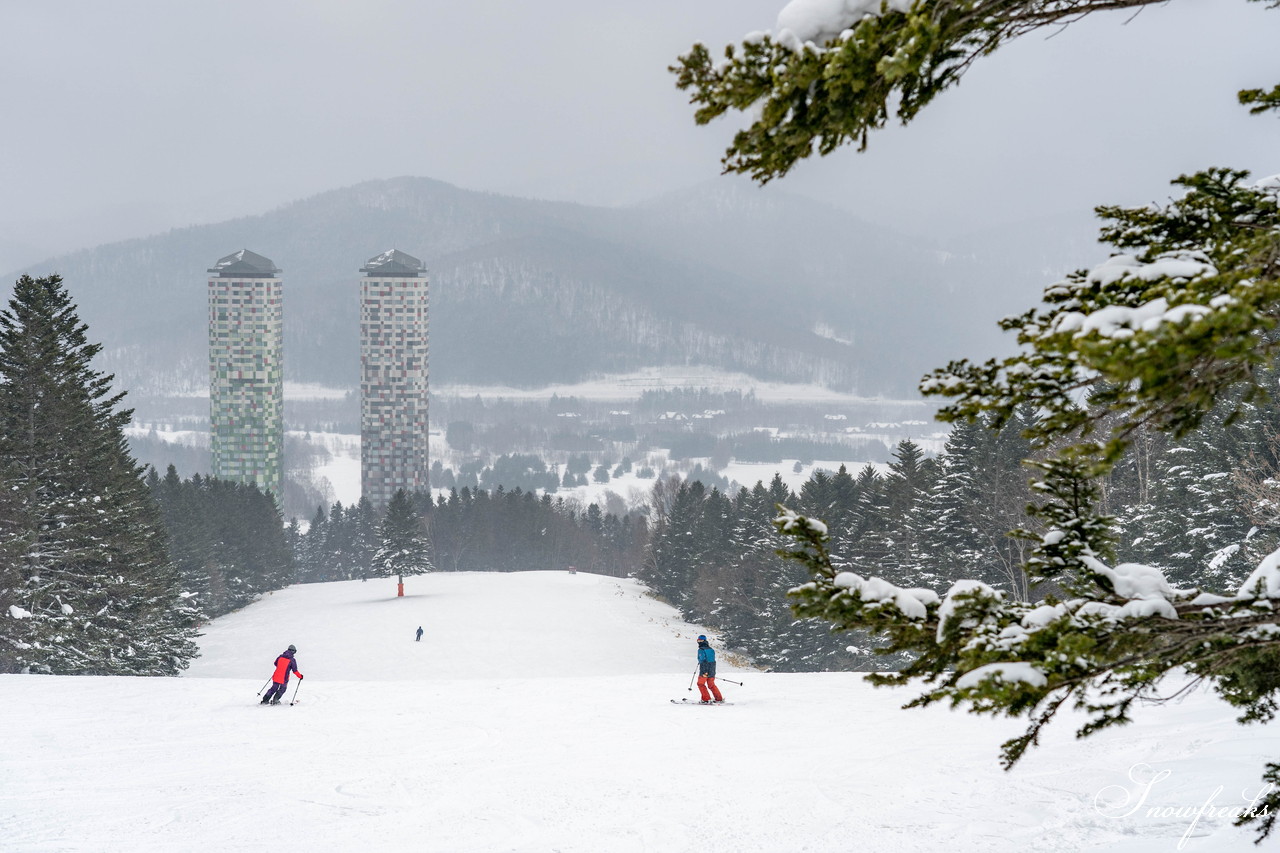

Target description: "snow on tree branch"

left=673, top=0, right=1224, bottom=182
left=774, top=500, right=1280, bottom=776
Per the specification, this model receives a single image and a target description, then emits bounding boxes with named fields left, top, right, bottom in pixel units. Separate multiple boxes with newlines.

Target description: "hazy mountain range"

left=5, top=177, right=1098, bottom=398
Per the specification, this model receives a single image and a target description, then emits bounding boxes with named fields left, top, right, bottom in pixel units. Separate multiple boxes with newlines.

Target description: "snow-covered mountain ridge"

left=5, top=571, right=1275, bottom=851
left=6, top=176, right=1043, bottom=399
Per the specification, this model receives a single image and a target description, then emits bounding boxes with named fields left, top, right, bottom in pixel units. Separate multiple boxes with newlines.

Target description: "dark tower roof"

left=361, top=249, right=426, bottom=277
left=208, top=249, right=281, bottom=277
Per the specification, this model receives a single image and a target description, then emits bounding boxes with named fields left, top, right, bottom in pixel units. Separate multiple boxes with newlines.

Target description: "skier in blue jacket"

left=696, top=635, right=724, bottom=703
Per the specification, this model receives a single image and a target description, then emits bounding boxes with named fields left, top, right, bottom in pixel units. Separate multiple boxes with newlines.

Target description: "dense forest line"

left=638, top=398, right=1280, bottom=671
left=145, top=465, right=293, bottom=622
left=139, top=390, right=1280, bottom=674
left=293, top=488, right=646, bottom=581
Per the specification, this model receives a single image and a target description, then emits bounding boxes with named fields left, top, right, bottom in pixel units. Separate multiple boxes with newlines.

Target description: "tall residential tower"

left=360, top=249, right=429, bottom=507
left=208, top=249, right=283, bottom=499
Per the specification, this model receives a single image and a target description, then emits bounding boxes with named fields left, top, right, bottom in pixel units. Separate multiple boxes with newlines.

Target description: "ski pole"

left=687, top=668, right=699, bottom=691
left=289, top=678, right=303, bottom=706
left=256, top=678, right=271, bottom=696
left=718, top=677, right=744, bottom=686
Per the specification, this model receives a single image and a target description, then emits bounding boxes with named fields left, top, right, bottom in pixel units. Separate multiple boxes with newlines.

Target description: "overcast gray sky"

left=1, top=0, right=1275, bottom=270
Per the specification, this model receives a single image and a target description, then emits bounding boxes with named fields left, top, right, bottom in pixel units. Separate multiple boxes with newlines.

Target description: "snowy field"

left=300, top=434, right=893, bottom=512
left=154, top=367, right=934, bottom=407
left=4, top=572, right=1279, bottom=852
left=434, top=367, right=933, bottom=405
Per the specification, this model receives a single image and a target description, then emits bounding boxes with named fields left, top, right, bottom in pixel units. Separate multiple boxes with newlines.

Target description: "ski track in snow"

left=4, top=571, right=1277, bottom=852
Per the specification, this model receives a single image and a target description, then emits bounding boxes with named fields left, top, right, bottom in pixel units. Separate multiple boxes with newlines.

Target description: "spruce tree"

left=917, top=412, right=1037, bottom=597
left=327, top=502, right=354, bottom=579
left=353, top=496, right=379, bottom=573
left=373, top=488, right=433, bottom=592
left=645, top=479, right=708, bottom=610
left=295, top=505, right=329, bottom=583
left=0, top=274, right=198, bottom=675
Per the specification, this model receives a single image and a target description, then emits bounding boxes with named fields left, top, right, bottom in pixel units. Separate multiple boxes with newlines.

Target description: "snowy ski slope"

left=4, top=571, right=1278, bottom=851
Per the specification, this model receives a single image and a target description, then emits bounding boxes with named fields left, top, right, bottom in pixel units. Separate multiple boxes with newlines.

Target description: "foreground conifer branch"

left=923, top=168, right=1280, bottom=471
left=675, top=0, right=1280, bottom=839
left=777, top=496, right=1280, bottom=838
left=673, top=0, right=1279, bottom=182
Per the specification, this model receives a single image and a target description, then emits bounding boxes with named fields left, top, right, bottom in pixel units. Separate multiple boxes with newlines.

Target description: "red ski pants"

left=697, top=675, right=723, bottom=702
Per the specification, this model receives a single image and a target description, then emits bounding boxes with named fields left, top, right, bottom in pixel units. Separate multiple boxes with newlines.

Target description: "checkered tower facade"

left=208, top=250, right=283, bottom=500
left=360, top=249, right=429, bottom=508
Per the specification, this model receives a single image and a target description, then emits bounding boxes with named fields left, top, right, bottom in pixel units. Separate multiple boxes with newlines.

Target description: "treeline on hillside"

left=293, top=488, right=647, bottom=581
left=641, top=425, right=1037, bottom=671
left=129, top=431, right=335, bottom=521
left=651, top=430, right=888, bottom=464
left=428, top=453, right=636, bottom=494
left=127, top=394, right=1280, bottom=678
left=641, top=461, right=950, bottom=673
left=639, top=400, right=1280, bottom=672
left=146, top=465, right=293, bottom=621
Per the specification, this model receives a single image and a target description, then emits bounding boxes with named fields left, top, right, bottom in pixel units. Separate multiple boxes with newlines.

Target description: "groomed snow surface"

left=5, top=572, right=1279, bottom=852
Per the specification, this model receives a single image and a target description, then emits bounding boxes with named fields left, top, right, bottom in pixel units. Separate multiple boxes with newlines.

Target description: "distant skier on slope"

left=696, top=635, right=725, bottom=704
left=260, top=644, right=303, bottom=705
left=416, top=626, right=424, bottom=642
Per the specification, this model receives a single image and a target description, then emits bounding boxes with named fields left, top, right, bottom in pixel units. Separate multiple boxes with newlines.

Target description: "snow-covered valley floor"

left=4, top=571, right=1279, bottom=852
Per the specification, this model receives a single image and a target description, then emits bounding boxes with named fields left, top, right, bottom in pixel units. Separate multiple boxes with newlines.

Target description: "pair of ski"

left=670, top=698, right=734, bottom=706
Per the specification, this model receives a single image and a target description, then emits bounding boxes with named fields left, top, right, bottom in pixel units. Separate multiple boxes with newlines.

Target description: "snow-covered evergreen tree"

left=296, top=504, right=329, bottom=583
left=879, top=440, right=937, bottom=576
left=916, top=411, right=1037, bottom=597
left=643, top=478, right=708, bottom=611
left=1138, top=428, right=1253, bottom=589
left=1116, top=398, right=1280, bottom=592
left=0, top=274, right=198, bottom=675
left=372, top=489, right=433, bottom=590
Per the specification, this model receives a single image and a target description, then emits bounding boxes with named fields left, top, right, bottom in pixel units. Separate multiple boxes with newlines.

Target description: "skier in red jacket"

left=260, top=645, right=303, bottom=705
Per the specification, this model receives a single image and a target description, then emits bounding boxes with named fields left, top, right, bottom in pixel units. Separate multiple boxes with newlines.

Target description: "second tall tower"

left=359, top=249, right=429, bottom=508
